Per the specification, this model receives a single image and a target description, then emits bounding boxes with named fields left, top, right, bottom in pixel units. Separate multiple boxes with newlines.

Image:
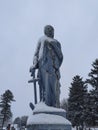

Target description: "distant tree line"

left=13, top=116, right=28, bottom=128
left=60, top=59, right=98, bottom=129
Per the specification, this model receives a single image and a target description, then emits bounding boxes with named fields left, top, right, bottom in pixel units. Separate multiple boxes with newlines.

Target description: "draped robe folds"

left=33, top=35, right=63, bottom=107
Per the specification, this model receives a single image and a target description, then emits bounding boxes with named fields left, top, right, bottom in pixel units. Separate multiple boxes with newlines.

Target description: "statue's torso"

left=38, top=36, right=61, bottom=74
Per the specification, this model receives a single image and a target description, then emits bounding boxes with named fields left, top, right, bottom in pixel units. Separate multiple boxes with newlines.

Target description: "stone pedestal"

left=27, top=102, right=72, bottom=130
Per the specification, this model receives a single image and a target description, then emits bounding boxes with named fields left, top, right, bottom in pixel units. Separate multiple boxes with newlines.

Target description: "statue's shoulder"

left=37, top=36, right=47, bottom=47
left=54, top=39, right=60, bottom=43
left=39, top=36, right=47, bottom=42
left=54, top=39, right=61, bottom=48
left=39, top=36, right=55, bottom=44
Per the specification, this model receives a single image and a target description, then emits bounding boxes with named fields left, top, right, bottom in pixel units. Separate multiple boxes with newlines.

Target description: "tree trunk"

left=76, top=126, right=78, bottom=130
left=2, top=116, right=5, bottom=128
left=2, top=113, right=6, bottom=129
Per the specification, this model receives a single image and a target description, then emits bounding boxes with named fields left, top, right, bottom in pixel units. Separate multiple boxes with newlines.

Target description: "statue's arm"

left=50, top=41, right=63, bottom=64
left=29, top=41, right=41, bottom=76
left=33, top=41, right=41, bottom=68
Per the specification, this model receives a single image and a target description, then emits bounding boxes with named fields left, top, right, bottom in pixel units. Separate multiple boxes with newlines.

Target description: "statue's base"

left=27, top=102, right=72, bottom=130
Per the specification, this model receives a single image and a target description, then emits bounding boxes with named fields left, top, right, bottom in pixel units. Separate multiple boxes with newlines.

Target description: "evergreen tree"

left=13, top=116, right=28, bottom=128
left=86, top=59, right=98, bottom=126
left=87, top=59, right=98, bottom=89
left=21, top=116, right=28, bottom=127
left=84, top=92, right=96, bottom=126
left=67, top=75, right=87, bottom=129
left=13, top=117, right=21, bottom=127
left=0, top=90, right=15, bottom=128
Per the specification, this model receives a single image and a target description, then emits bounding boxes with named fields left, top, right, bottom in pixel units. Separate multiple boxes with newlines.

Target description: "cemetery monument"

left=27, top=25, right=72, bottom=130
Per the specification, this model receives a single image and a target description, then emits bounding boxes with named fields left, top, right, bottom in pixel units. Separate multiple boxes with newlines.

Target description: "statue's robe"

left=33, top=35, right=63, bottom=107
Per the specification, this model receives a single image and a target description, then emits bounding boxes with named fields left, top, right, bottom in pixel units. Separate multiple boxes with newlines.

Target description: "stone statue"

left=30, top=25, right=63, bottom=107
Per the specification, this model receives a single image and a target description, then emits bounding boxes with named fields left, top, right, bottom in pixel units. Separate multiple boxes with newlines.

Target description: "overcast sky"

left=0, top=0, right=98, bottom=119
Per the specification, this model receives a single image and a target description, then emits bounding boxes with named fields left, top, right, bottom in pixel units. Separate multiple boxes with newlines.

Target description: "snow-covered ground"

left=72, top=127, right=98, bottom=130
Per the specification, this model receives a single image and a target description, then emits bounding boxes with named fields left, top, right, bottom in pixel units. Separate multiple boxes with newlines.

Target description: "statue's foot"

left=29, top=102, right=35, bottom=110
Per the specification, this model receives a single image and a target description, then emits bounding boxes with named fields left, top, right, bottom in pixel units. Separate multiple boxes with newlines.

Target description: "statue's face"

left=44, top=25, right=54, bottom=38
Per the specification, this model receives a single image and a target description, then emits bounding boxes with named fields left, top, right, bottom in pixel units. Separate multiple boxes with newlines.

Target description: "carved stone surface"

left=27, top=124, right=71, bottom=130
left=27, top=103, right=72, bottom=130
left=33, top=102, right=66, bottom=118
left=29, top=25, right=63, bottom=107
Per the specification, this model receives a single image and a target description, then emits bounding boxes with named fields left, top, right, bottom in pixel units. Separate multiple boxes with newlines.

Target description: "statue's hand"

left=29, top=66, right=33, bottom=72
left=29, top=66, right=35, bottom=77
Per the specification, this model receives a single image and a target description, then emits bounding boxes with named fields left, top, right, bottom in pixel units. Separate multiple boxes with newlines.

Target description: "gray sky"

left=0, top=0, right=98, bottom=118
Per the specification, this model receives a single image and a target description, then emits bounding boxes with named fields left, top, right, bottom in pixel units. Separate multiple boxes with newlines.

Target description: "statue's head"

left=44, top=25, right=54, bottom=38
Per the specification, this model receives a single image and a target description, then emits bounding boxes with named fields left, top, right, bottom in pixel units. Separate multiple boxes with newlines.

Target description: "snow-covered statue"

left=30, top=25, right=63, bottom=108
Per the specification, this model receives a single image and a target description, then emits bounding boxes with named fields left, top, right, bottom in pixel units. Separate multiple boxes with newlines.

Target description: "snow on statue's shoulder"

left=40, top=35, right=56, bottom=43
left=33, top=102, right=65, bottom=113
